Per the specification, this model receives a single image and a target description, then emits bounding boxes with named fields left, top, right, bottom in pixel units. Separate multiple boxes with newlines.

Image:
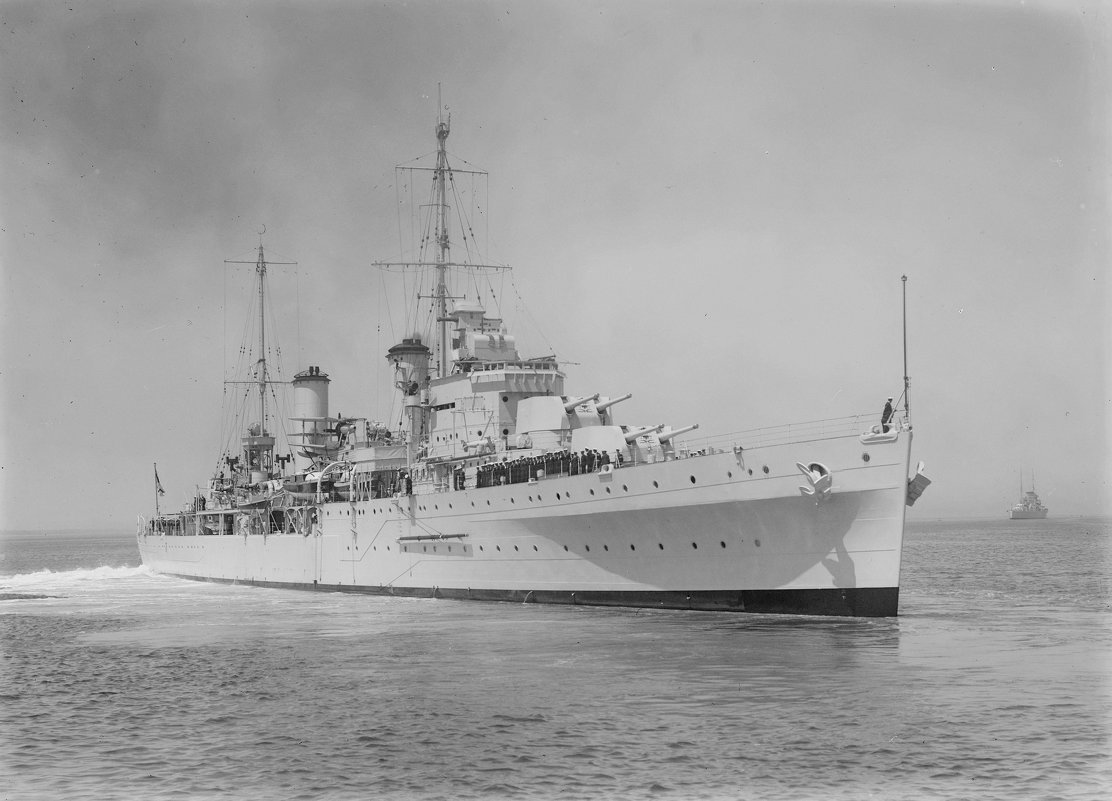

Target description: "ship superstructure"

left=138, top=111, right=928, bottom=616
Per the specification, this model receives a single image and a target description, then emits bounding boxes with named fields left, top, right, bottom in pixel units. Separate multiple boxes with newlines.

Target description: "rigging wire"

left=507, top=272, right=557, bottom=357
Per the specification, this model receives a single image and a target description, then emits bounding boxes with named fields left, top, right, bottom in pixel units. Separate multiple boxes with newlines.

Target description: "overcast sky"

left=2, top=0, right=1109, bottom=530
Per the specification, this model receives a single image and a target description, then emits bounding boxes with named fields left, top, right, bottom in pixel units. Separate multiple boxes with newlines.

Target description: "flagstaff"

left=902, top=274, right=910, bottom=421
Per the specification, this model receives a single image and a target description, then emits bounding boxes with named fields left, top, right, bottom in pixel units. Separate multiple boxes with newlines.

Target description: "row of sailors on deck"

left=467, top=448, right=623, bottom=490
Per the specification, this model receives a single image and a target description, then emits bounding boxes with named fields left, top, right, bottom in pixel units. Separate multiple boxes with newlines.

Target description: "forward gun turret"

left=658, top=424, right=699, bottom=443
left=595, top=393, right=632, bottom=413
left=624, top=423, right=665, bottom=443
left=564, top=393, right=600, bottom=412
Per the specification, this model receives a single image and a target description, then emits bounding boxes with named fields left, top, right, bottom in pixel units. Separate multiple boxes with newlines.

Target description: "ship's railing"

left=468, top=359, right=561, bottom=373
left=417, top=411, right=901, bottom=495
left=679, top=411, right=890, bottom=454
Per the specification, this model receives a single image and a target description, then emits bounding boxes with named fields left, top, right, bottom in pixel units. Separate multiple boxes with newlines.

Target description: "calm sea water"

left=1, top=518, right=1109, bottom=801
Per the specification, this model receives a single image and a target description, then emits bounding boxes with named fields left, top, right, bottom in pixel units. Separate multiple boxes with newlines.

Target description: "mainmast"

left=225, top=237, right=296, bottom=483
left=256, top=242, right=269, bottom=433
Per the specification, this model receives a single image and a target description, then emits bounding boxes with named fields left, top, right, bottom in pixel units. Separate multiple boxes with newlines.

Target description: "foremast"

left=374, top=101, right=510, bottom=476
left=433, top=109, right=452, bottom=380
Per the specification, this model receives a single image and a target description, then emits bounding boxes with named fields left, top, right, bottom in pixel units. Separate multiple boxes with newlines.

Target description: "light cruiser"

left=1009, top=472, right=1048, bottom=520
left=138, top=112, right=929, bottom=616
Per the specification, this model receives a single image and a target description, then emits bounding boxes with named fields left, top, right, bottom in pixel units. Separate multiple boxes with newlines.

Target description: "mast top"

left=437, top=82, right=450, bottom=141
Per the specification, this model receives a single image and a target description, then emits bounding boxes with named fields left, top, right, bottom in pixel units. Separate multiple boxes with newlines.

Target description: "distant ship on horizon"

left=1009, top=471, right=1048, bottom=520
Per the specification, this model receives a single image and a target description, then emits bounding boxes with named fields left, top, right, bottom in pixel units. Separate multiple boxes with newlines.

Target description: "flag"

left=155, top=465, right=165, bottom=496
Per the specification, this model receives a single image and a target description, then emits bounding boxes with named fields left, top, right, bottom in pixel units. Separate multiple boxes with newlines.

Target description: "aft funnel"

left=291, top=365, right=330, bottom=471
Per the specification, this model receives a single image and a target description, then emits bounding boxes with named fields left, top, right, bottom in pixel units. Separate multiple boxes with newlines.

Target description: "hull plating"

left=139, top=432, right=911, bottom=616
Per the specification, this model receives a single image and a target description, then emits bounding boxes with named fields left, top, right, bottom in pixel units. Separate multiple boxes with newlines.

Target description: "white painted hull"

left=139, top=429, right=912, bottom=616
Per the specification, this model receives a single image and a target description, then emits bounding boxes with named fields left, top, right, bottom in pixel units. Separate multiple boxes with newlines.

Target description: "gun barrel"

left=595, top=393, right=633, bottom=413
left=624, top=423, right=665, bottom=443
left=658, top=423, right=699, bottom=442
left=564, top=393, right=601, bottom=413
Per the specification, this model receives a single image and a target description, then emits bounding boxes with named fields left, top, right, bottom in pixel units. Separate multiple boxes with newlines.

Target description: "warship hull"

left=139, top=427, right=912, bottom=617
left=1009, top=508, right=1048, bottom=520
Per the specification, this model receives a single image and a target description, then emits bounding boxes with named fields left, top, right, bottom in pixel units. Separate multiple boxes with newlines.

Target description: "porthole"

left=720, top=541, right=726, bottom=548
left=585, top=545, right=591, bottom=552
left=487, top=500, right=491, bottom=506
left=502, top=396, right=509, bottom=402
left=622, top=485, right=628, bottom=492
left=748, top=468, right=753, bottom=476
left=690, top=476, right=696, bottom=484
left=692, top=542, right=698, bottom=549
left=479, top=545, right=484, bottom=552
left=471, top=502, right=475, bottom=507
left=658, top=543, right=664, bottom=550
left=566, top=492, right=571, bottom=499
left=862, top=453, right=871, bottom=463
left=528, top=496, right=533, bottom=502
left=496, top=545, right=502, bottom=552
left=533, top=545, right=538, bottom=551
left=728, top=471, right=733, bottom=478
left=606, top=487, right=611, bottom=494
left=603, top=544, right=609, bottom=551
left=423, top=546, right=427, bottom=552
left=762, top=466, right=769, bottom=474
left=514, top=545, right=519, bottom=551
left=590, top=489, right=595, bottom=496
left=755, top=539, right=761, bottom=547
left=502, top=428, right=509, bottom=436
left=511, top=498, right=516, bottom=504
left=563, top=545, right=569, bottom=551
left=652, top=480, right=659, bottom=488
left=556, top=493, right=562, bottom=500
left=630, top=544, right=636, bottom=551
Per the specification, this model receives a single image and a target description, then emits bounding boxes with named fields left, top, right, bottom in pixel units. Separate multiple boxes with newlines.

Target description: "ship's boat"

left=138, top=110, right=928, bottom=616
left=1009, top=471, right=1048, bottom=520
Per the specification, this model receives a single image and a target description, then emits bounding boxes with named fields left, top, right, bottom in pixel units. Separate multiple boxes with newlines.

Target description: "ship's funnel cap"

left=293, top=365, right=330, bottom=383
left=387, top=336, right=431, bottom=360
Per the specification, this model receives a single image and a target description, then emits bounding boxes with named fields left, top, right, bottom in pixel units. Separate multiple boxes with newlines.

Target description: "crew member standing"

left=881, top=397, right=894, bottom=433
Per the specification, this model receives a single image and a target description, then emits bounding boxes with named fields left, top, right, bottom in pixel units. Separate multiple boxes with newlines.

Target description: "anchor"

left=797, top=461, right=833, bottom=503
